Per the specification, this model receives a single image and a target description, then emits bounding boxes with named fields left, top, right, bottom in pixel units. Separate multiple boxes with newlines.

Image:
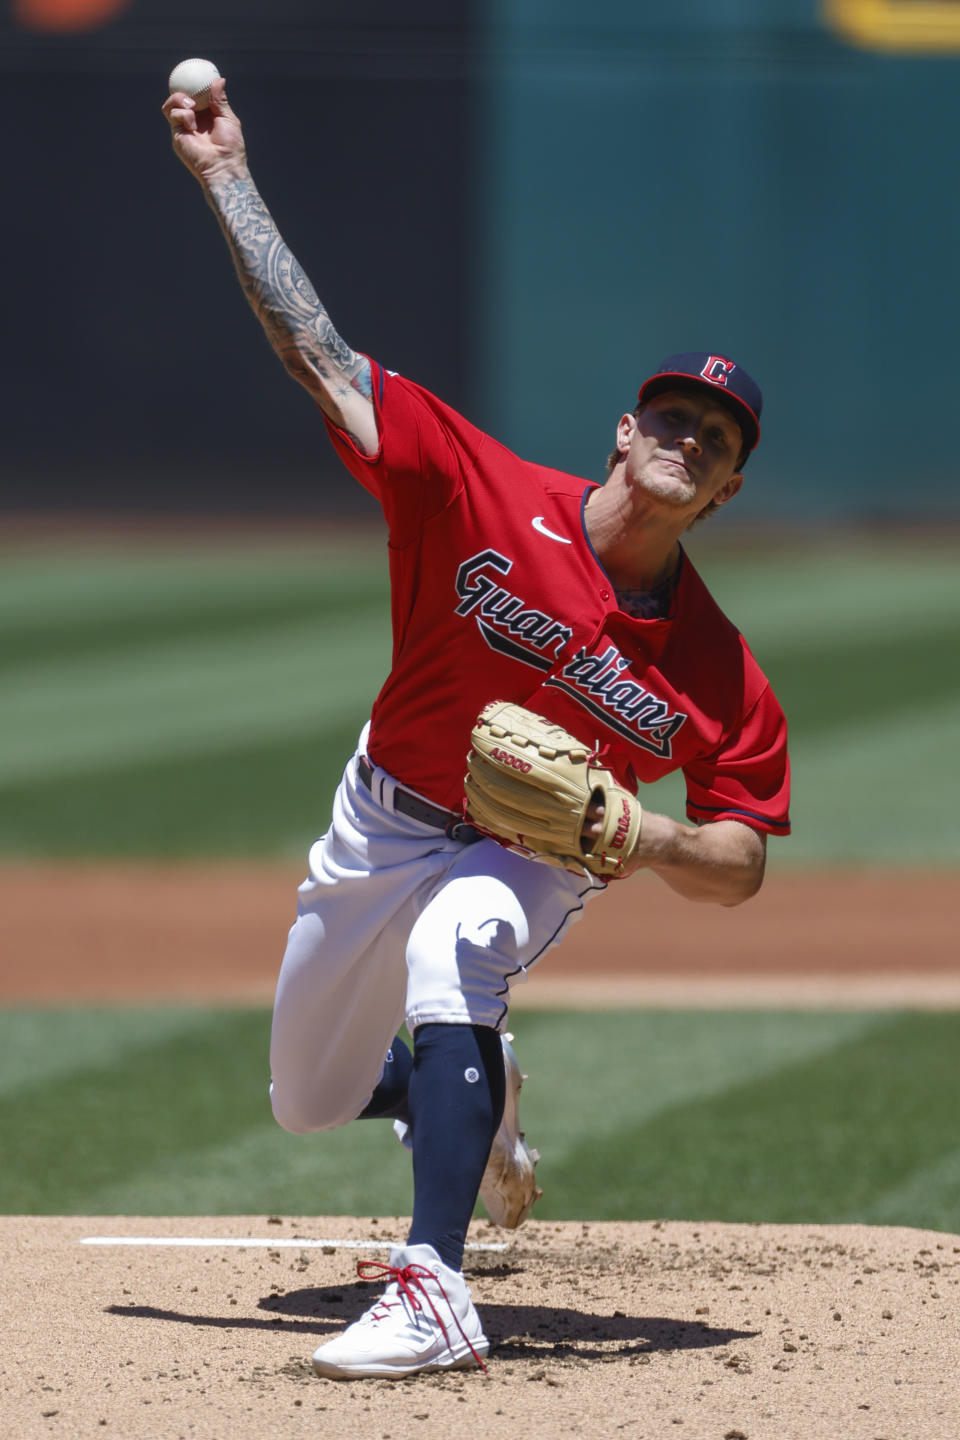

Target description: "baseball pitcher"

left=163, top=74, right=790, bottom=1381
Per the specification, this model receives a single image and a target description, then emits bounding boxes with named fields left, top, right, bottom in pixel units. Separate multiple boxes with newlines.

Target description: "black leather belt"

left=356, top=755, right=481, bottom=842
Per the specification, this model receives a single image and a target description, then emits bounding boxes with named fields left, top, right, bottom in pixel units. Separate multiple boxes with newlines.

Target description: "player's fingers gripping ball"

left=168, top=57, right=221, bottom=109
left=464, top=701, right=643, bottom=879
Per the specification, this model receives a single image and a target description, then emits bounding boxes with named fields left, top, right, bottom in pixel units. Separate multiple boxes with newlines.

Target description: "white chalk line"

left=80, top=1235, right=509, bottom=1252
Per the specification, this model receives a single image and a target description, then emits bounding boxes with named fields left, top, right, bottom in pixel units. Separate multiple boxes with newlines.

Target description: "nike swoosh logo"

left=531, top=516, right=572, bottom=544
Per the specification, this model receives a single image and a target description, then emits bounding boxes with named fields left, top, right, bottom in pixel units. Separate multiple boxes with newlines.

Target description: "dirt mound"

left=7, top=1214, right=958, bottom=1439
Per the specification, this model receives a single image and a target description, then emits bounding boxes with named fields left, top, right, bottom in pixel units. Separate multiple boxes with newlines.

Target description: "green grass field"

left=4, top=1006, right=959, bottom=1232
left=2, top=529, right=958, bottom=1226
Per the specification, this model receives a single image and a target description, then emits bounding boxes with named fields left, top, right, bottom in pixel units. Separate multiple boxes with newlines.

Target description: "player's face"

left=617, top=389, right=744, bottom=519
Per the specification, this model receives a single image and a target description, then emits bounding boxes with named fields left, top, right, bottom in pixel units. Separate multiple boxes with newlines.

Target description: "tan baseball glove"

left=464, top=700, right=644, bottom=879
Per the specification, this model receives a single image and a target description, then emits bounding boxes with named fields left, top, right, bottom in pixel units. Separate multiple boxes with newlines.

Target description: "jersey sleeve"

left=320, top=359, right=481, bottom=547
left=683, top=680, right=791, bottom=836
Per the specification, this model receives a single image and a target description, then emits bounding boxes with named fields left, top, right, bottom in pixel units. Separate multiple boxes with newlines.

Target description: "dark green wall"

left=476, top=1, right=960, bottom=520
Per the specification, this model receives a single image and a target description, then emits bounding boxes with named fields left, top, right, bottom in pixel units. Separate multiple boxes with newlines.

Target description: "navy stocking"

left=406, top=1022, right=506, bottom=1272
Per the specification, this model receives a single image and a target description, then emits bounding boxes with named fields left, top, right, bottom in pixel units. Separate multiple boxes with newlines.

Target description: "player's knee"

left=269, top=1083, right=314, bottom=1134
left=269, top=1079, right=368, bottom=1134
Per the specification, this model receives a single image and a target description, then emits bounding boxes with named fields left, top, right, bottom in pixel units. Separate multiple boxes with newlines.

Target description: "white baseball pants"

left=269, top=728, right=601, bottom=1135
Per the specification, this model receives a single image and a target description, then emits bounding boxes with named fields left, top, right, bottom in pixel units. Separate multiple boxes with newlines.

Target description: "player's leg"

left=312, top=843, right=598, bottom=1379
left=355, top=1035, right=412, bottom=1123
left=313, top=1022, right=501, bottom=1376
left=269, top=746, right=448, bottom=1135
left=390, top=1027, right=534, bottom=1225
left=405, top=1021, right=506, bottom=1267
left=309, top=1017, right=501, bottom=1381
left=269, top=889, right=418, bottom=1132
left=405, top=837, right=601, bottom=1034
left=399, top=842, right=598, bottom=1258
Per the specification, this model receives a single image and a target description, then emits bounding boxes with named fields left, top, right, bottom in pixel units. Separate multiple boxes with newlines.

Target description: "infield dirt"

left=7, top=1213, right=960, bottom=1440
left=2, top=863, right=957, bottom=1008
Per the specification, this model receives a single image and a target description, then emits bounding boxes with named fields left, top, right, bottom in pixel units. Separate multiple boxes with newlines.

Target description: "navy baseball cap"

left=638, top=352, right=762, bottom=457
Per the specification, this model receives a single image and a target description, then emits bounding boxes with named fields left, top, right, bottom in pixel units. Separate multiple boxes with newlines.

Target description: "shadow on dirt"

left=108, top=1285, right=757, bottom=1357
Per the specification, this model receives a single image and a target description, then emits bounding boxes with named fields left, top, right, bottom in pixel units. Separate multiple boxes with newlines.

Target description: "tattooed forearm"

left=207, top=173, right=372, bottom=406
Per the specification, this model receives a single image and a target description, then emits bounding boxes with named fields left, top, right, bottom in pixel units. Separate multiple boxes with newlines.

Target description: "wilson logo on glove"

left=610, top=797, right=632, bottom=851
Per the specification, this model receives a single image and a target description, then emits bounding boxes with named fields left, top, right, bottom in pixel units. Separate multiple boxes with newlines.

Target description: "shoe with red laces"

left=311, top=1243, right=489, bottom=1380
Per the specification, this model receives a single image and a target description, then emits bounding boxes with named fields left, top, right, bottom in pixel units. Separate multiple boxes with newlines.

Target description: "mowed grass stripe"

left=0, top=557, right=389, bottom=673
left=0, top=1007, right=411, bottom=1217
left=7, top=1007, right=954, bottom=1227
left=539, top=1012, right=960, bottom=1229
left=0, top=613, right=390, bottom=786
left=785, top=694, right=960, bottom=864
left=504, top=1010, right=879, bottom=1141
left=91, top=1013, right=877, bottom=1216
left=0, top=1008, right=222, bottom=1096
left=0, top=543, right=386, bottom=633
left=0, top=1009, right=274, bottom=1213
left=694, top=543, right=960, bottom=658
left=0, top=584, right=386, bottom=674
left=0, top=719, right=368, bottom=857
left=858, top=1146, right=960, bottom=1233
left=83, top=1117, right=411, bottom=1219
left=762, top=619, right=960, bottom=737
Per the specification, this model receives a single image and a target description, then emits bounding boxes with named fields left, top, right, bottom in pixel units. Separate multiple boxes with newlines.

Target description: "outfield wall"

left=475, top=0, right=960, bottom=520
left=3, top=0, right=959, bottom=519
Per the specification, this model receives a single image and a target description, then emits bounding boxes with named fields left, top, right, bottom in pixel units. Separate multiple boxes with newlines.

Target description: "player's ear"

left=711, top=472, right=744, bottom=510
left=614, top=412, right=636, bottom=458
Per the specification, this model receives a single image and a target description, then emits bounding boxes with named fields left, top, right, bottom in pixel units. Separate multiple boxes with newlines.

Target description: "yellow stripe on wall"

left=824, top=0, right=960, bottom=50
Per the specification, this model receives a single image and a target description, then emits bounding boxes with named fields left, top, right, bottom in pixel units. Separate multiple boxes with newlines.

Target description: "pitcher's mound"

left=6, top=1214, right=958, bottom=1439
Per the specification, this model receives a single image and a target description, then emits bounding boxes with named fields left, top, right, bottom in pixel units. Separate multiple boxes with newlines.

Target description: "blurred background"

left=4, top=0, right=960, bottom=520
left=1, top=1, right=959, bottom=1226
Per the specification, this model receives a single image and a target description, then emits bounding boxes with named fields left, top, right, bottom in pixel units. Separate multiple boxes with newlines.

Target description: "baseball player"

left=164, top=78, right=790, bottom=1381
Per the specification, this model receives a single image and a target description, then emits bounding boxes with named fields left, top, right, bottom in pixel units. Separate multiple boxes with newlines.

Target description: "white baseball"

left=168, top=58, right=221, bottom=110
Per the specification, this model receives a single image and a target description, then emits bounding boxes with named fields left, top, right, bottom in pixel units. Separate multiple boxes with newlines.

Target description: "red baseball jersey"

left=323, top=361, right=790, bottom=836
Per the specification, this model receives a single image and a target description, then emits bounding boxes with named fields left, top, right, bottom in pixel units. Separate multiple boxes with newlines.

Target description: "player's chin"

left=638, top=469, right=697, bottom=508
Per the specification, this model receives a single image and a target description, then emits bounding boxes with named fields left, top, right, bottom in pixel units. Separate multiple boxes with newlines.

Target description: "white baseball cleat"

left=311, top=1243, right=489, bottom=1380
left=478, top=1032, right=542, bottom=1229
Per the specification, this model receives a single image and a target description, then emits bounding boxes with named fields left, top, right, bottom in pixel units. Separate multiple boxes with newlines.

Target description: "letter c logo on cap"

left=700, top=356, right=736, bottom=387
